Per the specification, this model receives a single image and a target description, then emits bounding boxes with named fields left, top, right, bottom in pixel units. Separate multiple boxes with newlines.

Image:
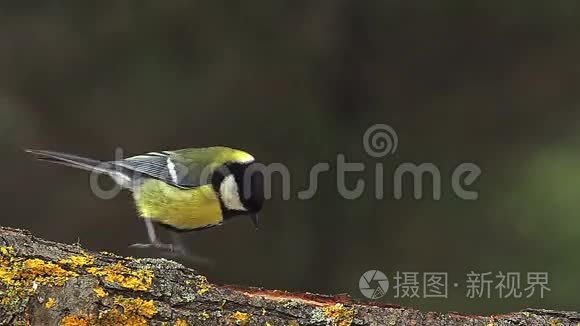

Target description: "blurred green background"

left=1, top=1, right=579, bottom=314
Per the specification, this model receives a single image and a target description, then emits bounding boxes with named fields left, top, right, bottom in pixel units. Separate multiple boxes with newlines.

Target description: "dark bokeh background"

left=1, top=1, right=579, bottom=314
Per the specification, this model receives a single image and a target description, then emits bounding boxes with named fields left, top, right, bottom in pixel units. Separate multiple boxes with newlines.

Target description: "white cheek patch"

left=219, top=174, right=247, bottom=211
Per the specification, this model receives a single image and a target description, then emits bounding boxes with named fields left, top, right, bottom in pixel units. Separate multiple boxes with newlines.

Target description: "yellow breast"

left=133, top=179, right=223, bottom=230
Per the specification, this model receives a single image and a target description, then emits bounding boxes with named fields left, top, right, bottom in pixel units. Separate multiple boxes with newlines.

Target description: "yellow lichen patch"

left=45, top=297, right=57, bottom=309
left=548, top=319, right=564, bottom=326
left=86, top=262, right=153, bottom=291
left=93, top=287, right=107, bottom=298
left=175, top=318, right=189, bottom=326
left=21, top=259, right=77, bottom=286
left=59, top=254, right=94, bottom=268
left=231, top=311, right=250, bottom=325
left=0, top=254, right=78, bottom=307
left=288, top=321, right=299, bottom=326
left=75, top=296, right=158, bottom=326
left=61, top=297, right=157, bottom=326
left=0, top=246, right=14, bottom=257
left=323, top=304, right=355, bottom=326
left=196, top=275, right=211, bottom=295
left=114, top=296, right=157, bottom=318
left=198, top=311, right=210, bottom=321
left=60, top=315, right=90, bottom=326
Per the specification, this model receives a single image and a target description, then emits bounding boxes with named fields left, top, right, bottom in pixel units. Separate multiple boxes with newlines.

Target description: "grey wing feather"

left=112, top=152, right=200, bottom=188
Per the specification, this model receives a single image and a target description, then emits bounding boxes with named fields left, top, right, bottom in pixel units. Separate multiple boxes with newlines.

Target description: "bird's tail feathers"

left=25, top=149, right=112, bottom=172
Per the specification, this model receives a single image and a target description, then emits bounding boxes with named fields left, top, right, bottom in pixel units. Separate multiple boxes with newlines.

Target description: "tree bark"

left=0, top=227, right=577, bottom=326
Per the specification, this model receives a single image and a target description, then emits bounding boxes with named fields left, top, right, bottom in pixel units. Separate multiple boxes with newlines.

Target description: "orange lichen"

left=86, top=262, right=153, bottom=291
left=60, top=297, right=157, bottom=326
left=0, top=250, right=78, bottom=307
left=60, top=315, right=90, bottom=326
left=323, top=304, right=355, bottom=326
left=231, top=311, right=250, bottom=325
left=45, top=297, right=57, bottom=309
left=114, top=296, right=157, bottom=319
left=21, top=259, right=78, bottom=286
left=92, top=296, right=157, bottom=326
left=175, top=318, right=189, bottom=326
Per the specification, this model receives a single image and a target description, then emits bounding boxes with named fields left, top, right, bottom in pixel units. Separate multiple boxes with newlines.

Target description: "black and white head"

left=211, top=158, right=265, bottom=226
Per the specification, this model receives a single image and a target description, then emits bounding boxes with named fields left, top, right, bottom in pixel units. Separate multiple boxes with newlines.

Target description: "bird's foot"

left=129, top=242, right=174, bottom=251
left=129, top=242, right=213, bottom=268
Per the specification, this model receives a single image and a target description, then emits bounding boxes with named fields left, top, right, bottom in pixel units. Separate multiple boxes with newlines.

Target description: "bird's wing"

left=113, top=147, right=255, bottom=189
left=112, top=151, right=209, bottom=188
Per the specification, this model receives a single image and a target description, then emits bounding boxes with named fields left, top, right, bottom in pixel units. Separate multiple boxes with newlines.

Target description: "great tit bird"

left=25, top=147, right=264, bottom=252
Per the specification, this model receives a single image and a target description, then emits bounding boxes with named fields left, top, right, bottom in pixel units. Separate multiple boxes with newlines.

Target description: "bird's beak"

left=249, top=213, right=259, bottom=230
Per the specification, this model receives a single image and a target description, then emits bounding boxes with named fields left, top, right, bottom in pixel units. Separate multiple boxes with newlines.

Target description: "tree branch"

left=0, top=227, right=577, bottom=325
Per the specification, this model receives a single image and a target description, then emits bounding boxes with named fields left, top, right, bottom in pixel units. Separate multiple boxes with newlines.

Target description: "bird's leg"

left=131, top=221, right=215, bottom=267
left=130, top=218, right=173, bottom=251
left=168, top=231, right=187, bottom=255
left=165, top=231, right=215, bottom=268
